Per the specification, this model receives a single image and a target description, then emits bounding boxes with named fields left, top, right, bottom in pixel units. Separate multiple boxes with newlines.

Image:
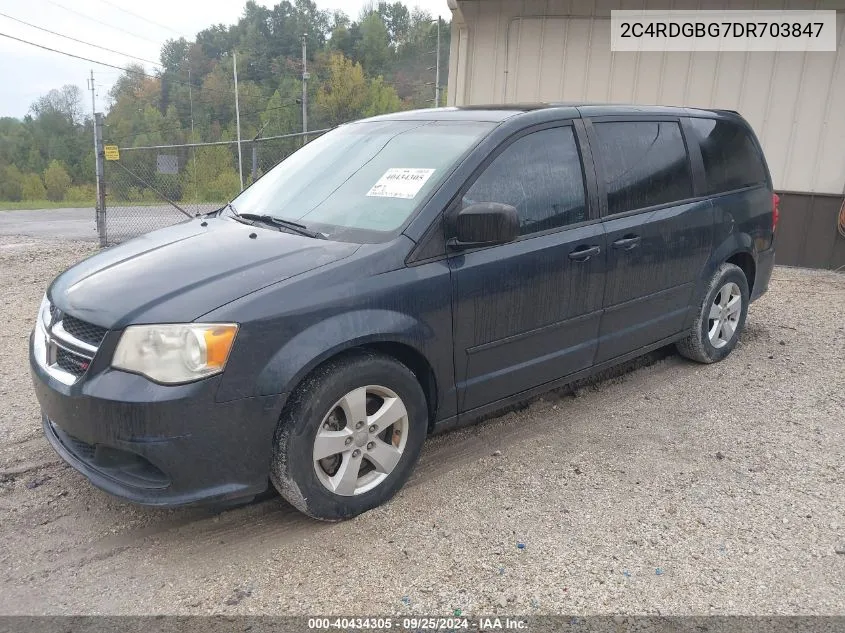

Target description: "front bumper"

left=30, top=332, right=284, bottom=506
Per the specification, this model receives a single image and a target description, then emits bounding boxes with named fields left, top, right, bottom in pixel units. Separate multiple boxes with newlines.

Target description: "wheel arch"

left=360, top=341, right=438, bottom=432
left=725, top=251, right=756, bottom=295
left=702, top=233, right=756, bottom=290
left=257, top=310, right=440, bottom=431
left=686, top=234, right=756, bottom=330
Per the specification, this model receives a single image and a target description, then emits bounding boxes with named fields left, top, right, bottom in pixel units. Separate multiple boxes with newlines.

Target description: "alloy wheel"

left=312, top=385, right=409, bottom=496
left=708, top=281, right=742, bottom=349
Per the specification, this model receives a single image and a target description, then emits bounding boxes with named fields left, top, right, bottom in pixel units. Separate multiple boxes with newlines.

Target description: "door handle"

left=612, top=235, right=642, bottom=250
left=568, top=245, right=601, bottom=261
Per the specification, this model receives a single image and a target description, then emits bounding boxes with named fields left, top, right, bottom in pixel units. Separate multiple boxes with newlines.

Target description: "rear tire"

left=677, top=263, right=749, bottom=364
left=270, top=350, right=427, bottom=521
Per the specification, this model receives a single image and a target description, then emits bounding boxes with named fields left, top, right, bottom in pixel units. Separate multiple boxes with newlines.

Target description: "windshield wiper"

left=235, top=213, right=325, bottom=239
left=225, top=203, right=325, bottom=239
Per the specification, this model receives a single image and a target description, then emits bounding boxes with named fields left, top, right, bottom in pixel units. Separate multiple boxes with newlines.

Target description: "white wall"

left=448, top=0, right=845, bottom=195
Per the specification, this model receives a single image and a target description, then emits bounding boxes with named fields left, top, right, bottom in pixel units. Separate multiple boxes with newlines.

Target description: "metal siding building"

left=446, top=0, right=845, bottom=269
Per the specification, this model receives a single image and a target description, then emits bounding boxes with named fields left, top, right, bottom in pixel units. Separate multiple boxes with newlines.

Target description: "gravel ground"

left=0, top=234, right=843, bottom=616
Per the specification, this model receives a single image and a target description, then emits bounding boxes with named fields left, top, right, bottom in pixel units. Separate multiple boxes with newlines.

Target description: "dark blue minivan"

left=31, top=104, right=777, bottom=520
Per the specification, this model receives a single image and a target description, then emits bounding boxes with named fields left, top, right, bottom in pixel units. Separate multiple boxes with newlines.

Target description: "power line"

left=0, top=31, right=149, bottom=70
left=105, top=101, right=301, bottom=144
left=118, top=128, right=331, bottom=152
left=105, top=123, right=187, bottom=144
left=0, top=11, right=162, bottom=67
left=0, top=31, right=238, bottom=101
left=240, top=100, right=301, bottom=121
left=5, top=29, right=419, bottom=134
left=94, top=0, right=184, bottom=38
left=44, top=0, right=162, bottom=45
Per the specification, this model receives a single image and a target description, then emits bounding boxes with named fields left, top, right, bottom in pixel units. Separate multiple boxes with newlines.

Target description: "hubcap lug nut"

left=369, top=424, right=377, bottom=433
left=355, top=421, right=364, bottom=429
left=367, top=441, right=375, bottom=450
left=352, top=449, right=361, bottom=458
left=345, top=437, right=353, bottom=445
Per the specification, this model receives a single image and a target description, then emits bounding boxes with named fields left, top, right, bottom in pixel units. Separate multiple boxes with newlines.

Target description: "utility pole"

left=188, top=67, right=197, bottom=200
left=88, top=70, right=106, bottom=246
left=88, top=69, right=96, bottom=132
left=252, top=143, right=258, bottom=182
left=94, top=113, right=106, bottom=247
left=434, top=16, right=441, bottom=108
left=301, top=33, right=309, bottom=143
left=233, top=50, right=244, bottom=190
left=251, top=119, right=270, bottom=183
left=188, top=68, right=195, bottom=140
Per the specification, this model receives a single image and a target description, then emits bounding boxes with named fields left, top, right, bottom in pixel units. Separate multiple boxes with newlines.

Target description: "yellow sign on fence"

left=104, top=145, right=120, bottom=161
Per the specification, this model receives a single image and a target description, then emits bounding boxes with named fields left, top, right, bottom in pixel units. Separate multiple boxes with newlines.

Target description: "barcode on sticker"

left=366, top=168, right=436, bottom=199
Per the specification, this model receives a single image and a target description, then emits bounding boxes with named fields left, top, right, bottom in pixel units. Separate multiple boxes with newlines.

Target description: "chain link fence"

left=101, top=130, right=329, bottom=245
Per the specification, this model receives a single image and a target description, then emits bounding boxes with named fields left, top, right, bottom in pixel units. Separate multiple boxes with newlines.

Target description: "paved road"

left=0, top=205, right=214, bottom=243
left=0, top=208, right=100, bottom=241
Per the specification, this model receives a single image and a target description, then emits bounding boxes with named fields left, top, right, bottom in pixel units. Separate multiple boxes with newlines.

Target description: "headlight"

left=112, top=323, right=238, bottom=384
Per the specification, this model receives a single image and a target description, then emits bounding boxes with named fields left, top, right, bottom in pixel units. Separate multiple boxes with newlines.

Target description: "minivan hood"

left=49, top=217, right=360, bottom=328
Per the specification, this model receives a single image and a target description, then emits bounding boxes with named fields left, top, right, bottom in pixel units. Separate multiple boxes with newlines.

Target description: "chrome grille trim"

left=35, top=304, right=103, bottom=385
left=51, top=320, right=99, bottom=355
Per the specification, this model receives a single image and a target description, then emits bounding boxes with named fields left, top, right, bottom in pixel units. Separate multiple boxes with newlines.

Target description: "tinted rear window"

left=593, top=121, right=693, bottom=215
left=690, top=118, right=768, bottom=194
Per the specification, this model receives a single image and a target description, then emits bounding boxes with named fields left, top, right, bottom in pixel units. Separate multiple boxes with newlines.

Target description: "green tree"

left=379, top=2, right=411, bottom=46
left=21, top=173, right=46, bottom=200
left=43, top=160, right=71, bottom=201
left=261, top=77, right=301, bottom=136
left=207, top=170, right=241, bottom=201
left=0, top=165, right=23, bottom=201
left=185, top=145, right=240, bottom=202
left=31, top=85, right=84, bottom=125
left=0, top=118, right=32, bottom=171
left=161, top=37, right=190, bottom=72
left=316, top=52, right=404, bottom=126
left=356, top=12, right=392, bottom=77
left=316, top=53, right=370, bottom=125
left=1, top=1, right=450, bottom=198
left=365, top=76, right=402, bottom=116
left=328, top=11, right=358, bottom=59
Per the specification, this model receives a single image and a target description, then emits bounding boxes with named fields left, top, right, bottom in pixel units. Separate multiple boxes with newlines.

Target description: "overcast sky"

left=0, top=0, right=451, bottom=119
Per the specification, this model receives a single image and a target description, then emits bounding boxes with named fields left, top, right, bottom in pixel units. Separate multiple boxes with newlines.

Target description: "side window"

left=463, top=126, right=587, bottom=236
left=690, top=118, right=768, bottom=194
left=593, top=121, right=693, bottom=215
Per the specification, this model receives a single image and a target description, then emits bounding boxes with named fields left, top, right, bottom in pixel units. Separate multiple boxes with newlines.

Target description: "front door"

left=586, top=119, right=714, bottom=363
left=448, top=124, right=606, bottom=413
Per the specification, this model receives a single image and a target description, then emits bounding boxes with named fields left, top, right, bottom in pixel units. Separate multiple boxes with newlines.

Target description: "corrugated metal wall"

left=448, top=0, right=845, bottom=196
left=776, top=193, right=845, bottom=268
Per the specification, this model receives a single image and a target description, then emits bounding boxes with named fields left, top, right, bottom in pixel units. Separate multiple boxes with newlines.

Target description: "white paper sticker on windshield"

left=366, top=168, right=436, bottom=199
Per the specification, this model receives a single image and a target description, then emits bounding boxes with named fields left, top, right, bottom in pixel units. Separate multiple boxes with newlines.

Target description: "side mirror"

left=448, top=202, right=519, bottom=250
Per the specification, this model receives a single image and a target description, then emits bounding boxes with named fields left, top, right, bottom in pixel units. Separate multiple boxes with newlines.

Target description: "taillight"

left=772, top=193, right=780, bottom=232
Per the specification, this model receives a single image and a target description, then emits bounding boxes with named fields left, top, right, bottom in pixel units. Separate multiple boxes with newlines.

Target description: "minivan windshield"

left=230, top=119, right=495, bottom=242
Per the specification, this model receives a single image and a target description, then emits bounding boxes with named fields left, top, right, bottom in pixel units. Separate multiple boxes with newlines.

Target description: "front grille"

left=61, top=314, right=107, bottom=347
left=38, top=303, right=103, bottom=385
left=55, top=347, right=91, bottom=377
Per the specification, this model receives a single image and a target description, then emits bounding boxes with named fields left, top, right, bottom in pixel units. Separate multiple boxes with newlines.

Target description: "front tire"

left=677, top=263, right=749, bottom=364
left=270, top=350, right=428, bottom=521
